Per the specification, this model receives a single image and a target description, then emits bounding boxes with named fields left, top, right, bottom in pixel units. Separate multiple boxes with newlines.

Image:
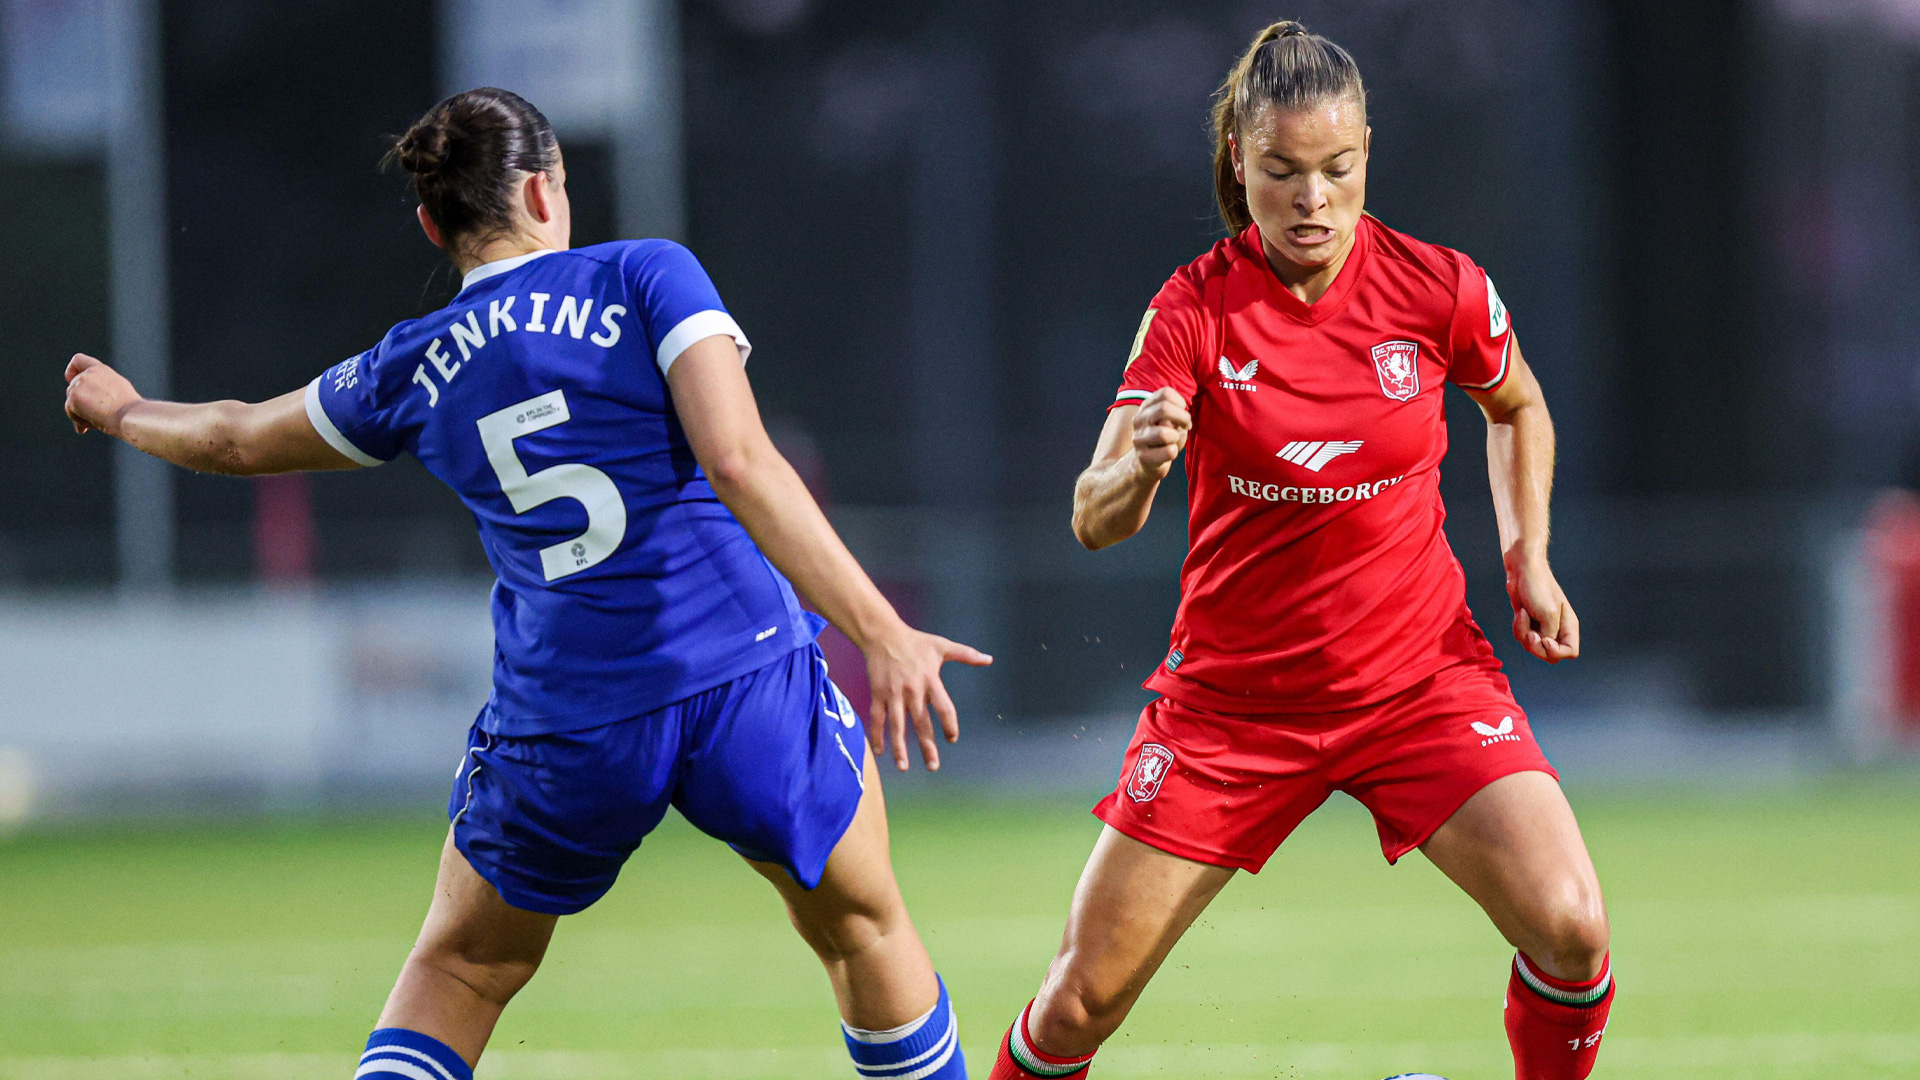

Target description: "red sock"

left=1504, top=952, right=1614, bottom=1079
left=989, top=1000, right=1096, bottom=1079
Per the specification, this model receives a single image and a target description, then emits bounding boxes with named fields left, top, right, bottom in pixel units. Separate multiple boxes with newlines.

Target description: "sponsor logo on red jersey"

left=1217, top=356, right=1259, bottom=391
left=1228, top=473, right=1404, bottom=504
left=1471, top=715, right=1521, bottom=746
left=1127, top=743, right=1176, bottom=802
left=1277, top=440, right=1364, bottom=472
left=1371, top=339, right=1421, bottom=401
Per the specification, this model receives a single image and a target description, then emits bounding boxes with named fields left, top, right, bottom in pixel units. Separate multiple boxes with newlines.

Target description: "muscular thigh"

left=1036, top=827, right=1234, bottom=1027
left=747, top=748, right=903, bottom=930
left=413, top=829, right=558, bottom=976
left=1419, top=771, right=1606, bottom=955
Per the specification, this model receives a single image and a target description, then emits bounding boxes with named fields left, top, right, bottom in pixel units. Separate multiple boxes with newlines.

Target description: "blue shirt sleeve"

left=305, top=346, right=403, bottom=466
left=628, top=241, right=752, bottom=375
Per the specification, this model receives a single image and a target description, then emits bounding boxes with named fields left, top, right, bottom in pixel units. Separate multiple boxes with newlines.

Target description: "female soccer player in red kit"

left=989, top=21, right=1612, bottom=1080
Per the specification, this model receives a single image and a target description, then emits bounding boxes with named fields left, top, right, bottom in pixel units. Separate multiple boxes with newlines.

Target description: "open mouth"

left=1289, top=224, right=1335, bottom=245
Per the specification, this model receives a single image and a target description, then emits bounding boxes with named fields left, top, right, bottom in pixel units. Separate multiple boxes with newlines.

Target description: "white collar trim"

left=460, top=249, right=556, bottom=292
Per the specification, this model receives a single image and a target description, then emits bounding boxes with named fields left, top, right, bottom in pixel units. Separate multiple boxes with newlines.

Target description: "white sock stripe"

left=1515, top=954, right=1612, bottom=1005
left=858, top=1013, right=954, bottom=1073
left=357, top=1045, right=459, bottom=1080
left=854, top=1013, right=958, bottom=1079
left=353, top=1061, right=443, bottom=1080
left=843, top=996, right=939, bottom=1044
left=1009, top=1006, right=1089, bottom=1077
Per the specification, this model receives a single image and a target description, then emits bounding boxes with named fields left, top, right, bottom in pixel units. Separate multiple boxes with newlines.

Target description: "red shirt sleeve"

left=1447, top=255, right=1514, bottom=391
left=1113, top=268, right=1207, bottom=409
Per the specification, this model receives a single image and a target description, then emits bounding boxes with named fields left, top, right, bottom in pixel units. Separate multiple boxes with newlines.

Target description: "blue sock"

left=842, top=974, right=967, bottom=1079
left=357, top=1028, right=474, bottom=1080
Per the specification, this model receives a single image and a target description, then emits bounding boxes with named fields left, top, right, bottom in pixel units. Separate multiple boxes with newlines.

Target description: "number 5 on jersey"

left=477, top=390, right=627, bottom=581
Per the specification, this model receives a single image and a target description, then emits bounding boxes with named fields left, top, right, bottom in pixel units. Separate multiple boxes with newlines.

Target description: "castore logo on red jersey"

left=1217, top=356, right=1259, bottom=391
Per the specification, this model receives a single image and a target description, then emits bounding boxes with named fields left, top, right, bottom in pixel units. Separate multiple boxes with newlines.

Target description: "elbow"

left=1072, top=513, right=1107, bottom=551
left=701, top=445, right=760, bottom=493
left=1071, top=499, right=1124, bottom=551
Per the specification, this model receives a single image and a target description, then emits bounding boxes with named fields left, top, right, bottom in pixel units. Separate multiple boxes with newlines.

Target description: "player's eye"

left=1265, top=170, right=1292, bottom=181
left=1327, top=169, right=1351, bottom=179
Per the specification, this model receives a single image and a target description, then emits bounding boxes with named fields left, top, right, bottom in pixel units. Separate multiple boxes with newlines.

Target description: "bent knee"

left=410, top=942, right=542, bottom=1007
left=1529, top=900, right=1611, bottom=978
left=1031, top=978, right=1134, bottom=1053
left=789, top=904, right=903, bottom=965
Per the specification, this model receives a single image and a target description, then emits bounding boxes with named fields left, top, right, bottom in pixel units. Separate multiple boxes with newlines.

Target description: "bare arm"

left=1463, top=338, right=1578, bottom=663
left=1072, top=388, right=1191, bottom=550
left=63, top=354, right=362, bottom=475
left=664, top=335, right=990, bottom=771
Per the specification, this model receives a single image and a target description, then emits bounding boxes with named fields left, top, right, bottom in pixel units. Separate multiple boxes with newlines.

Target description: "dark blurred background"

left=4, top=0, right=1918, bottom=814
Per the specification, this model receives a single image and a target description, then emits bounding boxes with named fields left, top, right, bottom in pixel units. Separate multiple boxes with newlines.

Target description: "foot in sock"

left=1505, top=951, right=1614, bottom=1080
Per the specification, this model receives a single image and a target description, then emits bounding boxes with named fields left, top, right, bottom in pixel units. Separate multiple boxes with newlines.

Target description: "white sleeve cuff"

left=656, top=309, right=751, bottom=375
left=304, top=377, right=384, bottom=467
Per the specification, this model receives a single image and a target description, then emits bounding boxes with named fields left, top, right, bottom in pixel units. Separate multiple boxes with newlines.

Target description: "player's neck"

left=455, top=234, right=567, bottom=277
left=1259, top=227, right=1356, bottom=306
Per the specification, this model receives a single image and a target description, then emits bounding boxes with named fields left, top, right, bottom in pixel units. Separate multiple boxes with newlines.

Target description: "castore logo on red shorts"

left=1127, top=743, right=1176, bottom=802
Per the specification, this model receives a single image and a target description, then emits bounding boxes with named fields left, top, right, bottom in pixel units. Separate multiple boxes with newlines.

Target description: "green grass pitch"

left=1, top=779, right=1916, bottom=1079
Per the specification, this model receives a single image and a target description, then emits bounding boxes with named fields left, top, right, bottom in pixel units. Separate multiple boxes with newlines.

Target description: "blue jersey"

left=306, top=241, right=822, bottom=736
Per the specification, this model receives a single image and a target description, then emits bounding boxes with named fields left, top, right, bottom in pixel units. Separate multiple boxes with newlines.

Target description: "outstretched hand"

left=861, top=625, right=993, bottom=772
left=1506, top=549, right=1579, bottom=663
left=64, top=354, right=139, bottom=436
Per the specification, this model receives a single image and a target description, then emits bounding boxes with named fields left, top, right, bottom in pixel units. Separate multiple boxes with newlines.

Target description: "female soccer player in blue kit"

left=63, top=88, right=980, bottom=1080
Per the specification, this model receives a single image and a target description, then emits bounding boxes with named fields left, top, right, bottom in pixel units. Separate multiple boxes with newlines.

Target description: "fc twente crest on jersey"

left=1371, top=339, right=1421, bottom=402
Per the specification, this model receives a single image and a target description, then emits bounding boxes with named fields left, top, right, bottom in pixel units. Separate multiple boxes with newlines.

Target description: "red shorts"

left=1093, top=661, right=1556, bottom=871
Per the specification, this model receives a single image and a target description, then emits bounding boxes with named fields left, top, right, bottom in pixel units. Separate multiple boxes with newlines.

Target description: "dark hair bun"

left=396, top=119, right=452, bottom=177
left=386, top=88, right=559, bottom=258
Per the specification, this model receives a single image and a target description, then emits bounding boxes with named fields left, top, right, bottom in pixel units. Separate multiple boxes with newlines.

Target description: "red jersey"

left=1114, top=215, right=1514, bottom=715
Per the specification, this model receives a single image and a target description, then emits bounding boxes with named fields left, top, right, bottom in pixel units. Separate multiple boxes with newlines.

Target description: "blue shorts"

left=449, top=642, right=868, bottom=915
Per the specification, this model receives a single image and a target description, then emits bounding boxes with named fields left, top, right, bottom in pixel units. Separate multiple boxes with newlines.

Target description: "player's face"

left=1233, top=97, right=1369, bottom=272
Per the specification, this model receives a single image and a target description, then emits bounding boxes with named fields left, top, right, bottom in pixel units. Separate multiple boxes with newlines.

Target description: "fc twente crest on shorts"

left=1127, top=743, right=1176, bottom=803
left=1371, top=339, right=1421, bottom=402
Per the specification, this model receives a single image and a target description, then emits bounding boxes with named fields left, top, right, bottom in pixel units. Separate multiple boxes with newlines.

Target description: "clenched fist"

left=1130, top=387, right=1191, bottom=481
left=64, top=354, right=139, bottom=436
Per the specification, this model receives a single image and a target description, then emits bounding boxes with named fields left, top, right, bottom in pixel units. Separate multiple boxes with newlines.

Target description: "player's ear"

left=1229, top=132, right=1246, bottom=185
left=523, top=170, right=554, bottom=226
left=415, top=204, right=444, bottom=250
left=1363, top=125, right=1372, bottom=157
